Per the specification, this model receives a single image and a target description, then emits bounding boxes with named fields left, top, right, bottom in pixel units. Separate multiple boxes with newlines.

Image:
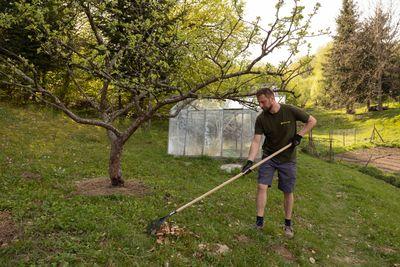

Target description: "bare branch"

left=1, top=57, right=122, bottom=136
left=67, top=67, right=100, bottom=111
left=81, top=3, right=105, bottom=47
left=153, top=99, right=196, bottom=119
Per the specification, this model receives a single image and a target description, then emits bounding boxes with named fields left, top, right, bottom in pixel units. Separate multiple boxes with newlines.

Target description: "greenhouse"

left=167, top=94, right=281, bottom=158
left=167, top=99, right=257, bottom=158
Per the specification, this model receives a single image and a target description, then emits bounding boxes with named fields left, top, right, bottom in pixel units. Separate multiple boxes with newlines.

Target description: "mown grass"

left=0, top=103, right=399, bottom=266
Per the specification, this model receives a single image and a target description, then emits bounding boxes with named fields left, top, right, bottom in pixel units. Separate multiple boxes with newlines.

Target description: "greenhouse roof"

left=171, top=93, right=285, bottom=113
left=171, top=98, right=257, bottom=113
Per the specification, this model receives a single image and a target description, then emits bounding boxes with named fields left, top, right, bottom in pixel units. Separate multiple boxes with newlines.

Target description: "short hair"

left=256, top=87, right=275, bottom=98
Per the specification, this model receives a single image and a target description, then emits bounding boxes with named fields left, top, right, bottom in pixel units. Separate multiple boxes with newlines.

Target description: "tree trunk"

left=345, top=102, right=354, bottom=114
left=108, top=131, right=124, bottom=186
left=118, top=92, right=122, bottom=110
left=58, top=70, right=71, bottom=104
left=367, top=99, right=371, bottom=110
left=41, top=71, right=47, bottom=103
left=377, top=71, right=383, bottom=111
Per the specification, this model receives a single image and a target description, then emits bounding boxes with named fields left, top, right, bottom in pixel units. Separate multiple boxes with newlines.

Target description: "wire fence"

left=168, top=109, right=399, bottom=169
left=297, top=123, right=400, bottom=186
left=299, top=124, right=389, bottom=162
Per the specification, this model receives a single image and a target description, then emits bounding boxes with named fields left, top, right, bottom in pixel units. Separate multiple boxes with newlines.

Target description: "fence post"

left=307, top=129, right=318, bottom=156
left=329, top=129, right=334, bottom=162
left=375, top=125, right=384, bottom=142
left=343, top=130, right=345, bottom=146
left=370, top=124, right=376, bottom=142
left=354, top=128, right=356, bottom=145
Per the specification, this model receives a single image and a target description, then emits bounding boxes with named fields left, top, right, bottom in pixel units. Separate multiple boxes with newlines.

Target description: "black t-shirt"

left=255, top=104, right=310, bottom=162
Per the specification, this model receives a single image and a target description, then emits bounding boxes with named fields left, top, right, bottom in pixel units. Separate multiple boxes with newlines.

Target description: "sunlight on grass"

left=0, top=103, right=399, bottom=265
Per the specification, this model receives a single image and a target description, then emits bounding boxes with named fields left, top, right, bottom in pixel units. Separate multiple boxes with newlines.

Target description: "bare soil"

left=336, top=147, right=400, bottom=173
left=0, top=211, right=17, bottom=247
left=235, top=234, right=251, bottom=244
left=21, top=171, right=42, bottom=181
left=74, top=178, right=151, bottom=196
left=269, top=244, right=296, bottom=261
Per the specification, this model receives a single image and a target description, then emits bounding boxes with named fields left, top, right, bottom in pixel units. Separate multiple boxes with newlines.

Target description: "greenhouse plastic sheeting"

left=168, top=109, right=262, bottom=158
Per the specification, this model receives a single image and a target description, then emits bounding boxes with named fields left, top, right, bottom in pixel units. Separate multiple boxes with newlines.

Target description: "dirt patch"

left=74, top=178, right=151, bottom=196
left=269, top=244, right=296, bottom=261
left=375, top=246, right=397, bottom=254
left=332, top=255, right=364, bottom=265
left=195, top=242, right=230, bottom=257
left=0, top=211, right=17, bottom=247
left=336, top=147, right=400, bottom=173
left=21, top=171, right=42, bottom=181
left=235, top=234, right=251, bottom=244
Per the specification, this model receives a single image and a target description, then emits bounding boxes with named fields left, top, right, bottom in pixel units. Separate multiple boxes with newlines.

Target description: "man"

left=242, top=88, right=317, bottom=238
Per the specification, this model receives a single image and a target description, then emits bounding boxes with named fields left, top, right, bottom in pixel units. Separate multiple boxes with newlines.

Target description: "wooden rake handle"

left=175, top=143, right=292, bottom=213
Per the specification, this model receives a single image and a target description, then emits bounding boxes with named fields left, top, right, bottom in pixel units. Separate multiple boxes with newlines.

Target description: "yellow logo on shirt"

left=281, top=121, right=291, bottom=125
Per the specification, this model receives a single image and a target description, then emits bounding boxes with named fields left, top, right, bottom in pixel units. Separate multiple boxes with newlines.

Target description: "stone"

left=220, top=164, right=242, bottom=173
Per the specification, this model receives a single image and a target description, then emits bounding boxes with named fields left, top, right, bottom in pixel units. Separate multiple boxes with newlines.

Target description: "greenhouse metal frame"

left=168, top=108, right=263, bottom=158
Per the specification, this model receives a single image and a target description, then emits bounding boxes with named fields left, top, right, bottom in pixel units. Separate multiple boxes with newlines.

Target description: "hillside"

left=0, top=103, right=399, bottom=265
left=308, top=104, right=400, bottom=147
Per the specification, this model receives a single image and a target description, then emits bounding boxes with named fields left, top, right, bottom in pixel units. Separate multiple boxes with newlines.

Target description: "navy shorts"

left=258, top=156, right=297, bottom=193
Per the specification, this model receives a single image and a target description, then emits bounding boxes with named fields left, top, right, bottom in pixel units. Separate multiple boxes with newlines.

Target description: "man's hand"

left=291, top=134, right=303, bottom=147
left=241, top=160, right=253, bottom=175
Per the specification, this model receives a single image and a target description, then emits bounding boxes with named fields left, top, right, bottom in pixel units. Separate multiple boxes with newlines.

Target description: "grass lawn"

left=0, top=103, right=399, bottom=265
left=301, top=103, right=400, bottom=155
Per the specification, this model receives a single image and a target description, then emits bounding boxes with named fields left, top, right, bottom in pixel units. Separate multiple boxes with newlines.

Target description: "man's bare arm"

left=248, top=134, right=263, bottom=161
left=297, top=115, right=317, bottom=137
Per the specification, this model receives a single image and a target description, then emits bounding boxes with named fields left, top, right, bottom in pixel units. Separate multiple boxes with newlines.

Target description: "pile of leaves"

left=153, top=222, right=187, bottom=244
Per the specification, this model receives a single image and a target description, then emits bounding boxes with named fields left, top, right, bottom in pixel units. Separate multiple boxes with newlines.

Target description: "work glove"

left=241, top=160, right=253, bottom=175
left=291, top=133, right=303, bottom=147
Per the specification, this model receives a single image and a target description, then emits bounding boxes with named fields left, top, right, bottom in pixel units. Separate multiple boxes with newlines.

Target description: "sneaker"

left=284, top=225, right=294, bottom=238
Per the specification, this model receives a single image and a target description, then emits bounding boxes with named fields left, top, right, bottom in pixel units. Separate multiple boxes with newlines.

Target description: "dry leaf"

left=153, top=222, right=187, bottom=244
left=193, top=251, right=204, bottom=259
left=198, top=243, right=207, bottom=250
left=215, top=244, right=230, bottom=255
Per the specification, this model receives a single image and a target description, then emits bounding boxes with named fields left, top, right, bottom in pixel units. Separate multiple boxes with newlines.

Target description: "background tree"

left=384, top=45, right=400, bottom=101
left=0, top=0, right=72, bottom=103
left=362, top=3, right=400, bottom=110
left=323, top=0, right=360, bottom=113
left=0, top=0, right=319, bottom=186
left=285, top=44, right=334, bottom=107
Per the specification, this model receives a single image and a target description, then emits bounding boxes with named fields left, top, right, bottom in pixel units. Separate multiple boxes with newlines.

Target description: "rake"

left=147, top=143, right=292, bottom=235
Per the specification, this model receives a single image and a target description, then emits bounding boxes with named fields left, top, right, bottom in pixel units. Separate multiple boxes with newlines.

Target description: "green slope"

left=0, top=103, right=399, bottom=266
left=306, top=104, right=400, bottom=151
